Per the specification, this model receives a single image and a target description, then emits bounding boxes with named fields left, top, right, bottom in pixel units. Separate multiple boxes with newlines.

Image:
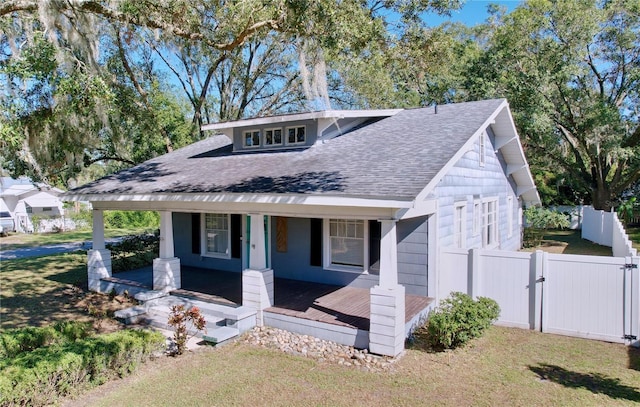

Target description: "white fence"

left=439, top=248, right=640, bottom=346
left=582, top=206, right=637, bottom=257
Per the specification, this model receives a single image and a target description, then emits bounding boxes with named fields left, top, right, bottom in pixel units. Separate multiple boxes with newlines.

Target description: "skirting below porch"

left=105, top=267, right=434, bottom=348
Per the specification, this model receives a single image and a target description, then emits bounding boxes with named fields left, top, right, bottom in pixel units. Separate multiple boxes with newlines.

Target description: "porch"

left=106, top=267, right=434, bottom=347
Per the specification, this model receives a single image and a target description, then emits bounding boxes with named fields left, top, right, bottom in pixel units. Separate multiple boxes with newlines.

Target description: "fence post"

left=467, top=248, right=481, bottom=298
left=540, top=251, right=550, bottom=334
left=627, top=256, right=640, bottom=348
left=531, top=250, right=544, bottom=331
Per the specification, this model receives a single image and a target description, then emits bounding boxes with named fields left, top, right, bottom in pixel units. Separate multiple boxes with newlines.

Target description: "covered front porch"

left=87, top=206, right=435, bottom=356
left=106, top=266, right=434, bottom=349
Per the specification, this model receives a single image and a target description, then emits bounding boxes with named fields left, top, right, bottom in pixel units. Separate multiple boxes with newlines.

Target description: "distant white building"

left=0, top=177, right=65, bottom=232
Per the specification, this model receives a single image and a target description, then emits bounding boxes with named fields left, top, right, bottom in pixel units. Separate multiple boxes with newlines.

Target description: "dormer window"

left=265, top=128, right=283, bottom=146
left=244, top=130, right=261, bottom=147
left=286, top=126, right=306, bottom=145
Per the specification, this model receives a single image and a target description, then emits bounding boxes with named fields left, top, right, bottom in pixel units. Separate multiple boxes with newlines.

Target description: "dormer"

left=201, top=109, right=402, bottom=153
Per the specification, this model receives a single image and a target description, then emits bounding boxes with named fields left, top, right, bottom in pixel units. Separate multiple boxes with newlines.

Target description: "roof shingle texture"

left=69, top=99, right=504, bottom=200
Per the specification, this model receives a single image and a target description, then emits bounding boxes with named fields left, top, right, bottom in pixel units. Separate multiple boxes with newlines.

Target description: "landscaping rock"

left=243, top=326, right=396, bottom=372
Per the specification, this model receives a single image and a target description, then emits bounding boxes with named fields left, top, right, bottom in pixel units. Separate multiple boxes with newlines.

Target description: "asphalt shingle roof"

left=69, top=99, right=505, bottom=200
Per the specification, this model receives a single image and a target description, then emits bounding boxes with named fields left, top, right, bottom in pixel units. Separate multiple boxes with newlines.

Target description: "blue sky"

left=426, top=0, right=523, bottom=26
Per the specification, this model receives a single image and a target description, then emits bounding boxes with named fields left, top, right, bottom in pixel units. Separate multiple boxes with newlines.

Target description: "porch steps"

left=115, top=293, right=256, bottom=344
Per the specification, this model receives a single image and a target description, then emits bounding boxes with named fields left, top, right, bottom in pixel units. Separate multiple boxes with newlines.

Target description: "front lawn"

left=64, top=327, right=640, bottom=407
left=0, top=253, right=135, bottom=331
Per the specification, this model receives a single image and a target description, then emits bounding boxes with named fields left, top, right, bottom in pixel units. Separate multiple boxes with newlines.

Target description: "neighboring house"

left=65, top=98, right=540, bottom=356
left=0, top=177, right=65, bottom=233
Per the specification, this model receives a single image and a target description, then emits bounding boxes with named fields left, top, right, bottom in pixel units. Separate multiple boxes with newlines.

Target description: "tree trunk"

left=591, top=186, right=613, bottom=211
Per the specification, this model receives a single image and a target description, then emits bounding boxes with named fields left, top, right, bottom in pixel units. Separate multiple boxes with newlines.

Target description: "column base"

left=87, top=249, right=112, bottom=293
left=242, top=268, right=274, bottom=326
left=369, top=284, right=406, bottom=357
left=153, top=257, right=181, bottom=291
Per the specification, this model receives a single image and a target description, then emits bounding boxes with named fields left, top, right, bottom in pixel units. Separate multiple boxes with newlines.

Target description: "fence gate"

left=541, top=254, right=639, bottom=345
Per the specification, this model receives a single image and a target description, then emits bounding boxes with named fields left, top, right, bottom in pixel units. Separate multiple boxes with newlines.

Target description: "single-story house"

left=65, top=98, right=540, bottom=356
left=0, top=177, right=65, bottom=233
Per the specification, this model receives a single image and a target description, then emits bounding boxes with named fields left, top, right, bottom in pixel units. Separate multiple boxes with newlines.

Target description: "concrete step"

left=203, top=326, right=240, bottom=345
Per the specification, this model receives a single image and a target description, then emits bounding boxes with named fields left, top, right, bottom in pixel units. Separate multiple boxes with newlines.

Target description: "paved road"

left=0, top=238, right=123, bottom=260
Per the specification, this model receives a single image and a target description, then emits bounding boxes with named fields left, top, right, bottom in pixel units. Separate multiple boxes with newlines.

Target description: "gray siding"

left=433, top=126, right=522, bottom=251
left=172, top=212, right=242, bottom=272
left=397, top=216, right=429, bottom=296
left=271, top=217, right=378, bottom=289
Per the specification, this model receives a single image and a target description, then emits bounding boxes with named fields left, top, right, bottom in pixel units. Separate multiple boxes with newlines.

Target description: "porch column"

left=153, top=211, right=181, bottom=292
left=87, top=209, right=111, bottom=292
left=242, top=213, right=274, bottom=326
left=370, top=219, right=406, bottom=357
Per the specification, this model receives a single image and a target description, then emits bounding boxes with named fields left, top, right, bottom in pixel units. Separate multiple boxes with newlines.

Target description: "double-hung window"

left=326, top=219, right=366, bottom=271
left=454, top=202, right=466, bottom=248
left=286, top=126, right=306, bottom=145
left=203, top=213, right=230, bottom=257
left=482, top=198, right=498, bottom=248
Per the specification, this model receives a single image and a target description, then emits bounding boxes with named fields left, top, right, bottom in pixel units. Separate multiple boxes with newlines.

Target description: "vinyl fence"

left=582, top=206, right=637, bottom=257
left=439, top=248, right=640, bottom=346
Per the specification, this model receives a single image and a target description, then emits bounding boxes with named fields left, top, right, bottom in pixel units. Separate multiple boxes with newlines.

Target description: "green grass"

left=626, top=226, right=640, bottom=252
left=522, top=229, right=613, bottom=256
left=66, top=328, right=640, bottom=407
left=0, top=228, right=154, bottom=251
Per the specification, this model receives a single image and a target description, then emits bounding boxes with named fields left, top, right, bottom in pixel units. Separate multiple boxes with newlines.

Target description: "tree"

left=466, top=0, right=640, bottom=210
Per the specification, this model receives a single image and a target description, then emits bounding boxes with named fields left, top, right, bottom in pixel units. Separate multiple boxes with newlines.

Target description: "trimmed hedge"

left=425, top=292, right=500, bottom=350
left=0, top=323, right=165, bottom=407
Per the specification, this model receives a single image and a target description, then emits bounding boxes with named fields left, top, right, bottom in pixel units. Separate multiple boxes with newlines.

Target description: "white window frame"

left=479, top=131, right=486, bottom=167
left=264, top=127, right=283, bottom=146
left=202, top=213, right=231, bottom=258
left=323, top=218, right=369, bottom=273
left=482, top=198, right=499, bottom=248
left=286, top=125, right=306, bottom=145
left=454, top=201, right=467, bottom=249
left=243, top=129, right=261, bottom=148
left=473, top=199, right=481, bottom=236
left=507, top=196, right=513, bottom=238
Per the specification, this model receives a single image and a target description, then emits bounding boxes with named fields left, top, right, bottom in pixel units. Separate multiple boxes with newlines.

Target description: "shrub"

left=167, top=305, right=206, bottom=355
left=0, top=326, right=165, bottom=407
left=107, top=233, right=159, bottom=272
left=425, top=292, right=500, bottom=350
left=523, top=206, right=571, bottom=247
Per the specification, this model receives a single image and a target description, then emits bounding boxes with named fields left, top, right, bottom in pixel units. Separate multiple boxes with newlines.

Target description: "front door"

left=242, top=214, right=271, bottom=270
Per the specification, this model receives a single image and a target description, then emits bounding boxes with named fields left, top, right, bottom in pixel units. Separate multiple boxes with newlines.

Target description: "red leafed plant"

left=167, top=305, right=206, bottom=355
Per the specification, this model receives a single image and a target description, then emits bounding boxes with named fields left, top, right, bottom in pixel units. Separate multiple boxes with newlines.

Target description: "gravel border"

left=242, top=326, right=399, bottom=371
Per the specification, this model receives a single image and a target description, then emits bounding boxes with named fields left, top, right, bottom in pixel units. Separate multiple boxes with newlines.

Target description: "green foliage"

left=107, top=233, right=160, bottom=272
left=466, top=0, right=640, bottom=210
left=167, top=305, right=206, bottom=355
left=523, top=206, right=571, bottom=247
left=524, top=207, right=571, bottom=230
left=104, top=211, right=159, bottom=229
left=617, top=197, right=639, bottom=225
left=0, top=324, right=165, bottom=407
left=425, top=292, right=500, bottom=350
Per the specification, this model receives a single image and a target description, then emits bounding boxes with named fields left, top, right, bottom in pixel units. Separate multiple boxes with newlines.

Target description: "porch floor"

left=112, top=267, right=433, bottom=332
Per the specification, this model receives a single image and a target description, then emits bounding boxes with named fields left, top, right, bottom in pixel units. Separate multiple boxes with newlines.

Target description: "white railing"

left=438, top=248, right=640, bottom=346
left=582, top=206, right=637, bottom=257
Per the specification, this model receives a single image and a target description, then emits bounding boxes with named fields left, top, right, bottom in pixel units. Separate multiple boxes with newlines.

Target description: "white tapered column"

left=88, top=209, right=111, bottom=292
left=153, top=211, right=180, bottom=291
left=243, top=214, right=273, bottom=325
left=370, top=219, right=405, bottom=357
